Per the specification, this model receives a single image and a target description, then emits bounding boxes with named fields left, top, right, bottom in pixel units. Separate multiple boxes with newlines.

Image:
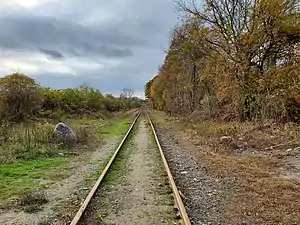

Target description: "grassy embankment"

left=0, top=114, right=133, bottom=209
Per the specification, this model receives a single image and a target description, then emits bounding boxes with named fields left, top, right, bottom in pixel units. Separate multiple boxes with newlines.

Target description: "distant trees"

left=146, top=0, right=300, bottom=122
left=120, top=88, right=135, bottom=109
left=0, top=73, right=143, bottom=121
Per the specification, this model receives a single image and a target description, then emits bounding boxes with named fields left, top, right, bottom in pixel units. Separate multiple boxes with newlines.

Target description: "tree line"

left=0, top=73, right=143, bottom=122
left=145, top=0, right=300, bottom=122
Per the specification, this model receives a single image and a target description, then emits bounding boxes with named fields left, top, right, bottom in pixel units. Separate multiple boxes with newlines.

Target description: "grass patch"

left=67, top=116, right=133, bottom=141
left=99, top=122, right=135, bottom=188
left=100, top=117, right=133, bottom=139
left=0, top=158, right=70, bottom=207
left=0, top=121, right=62, bottom=163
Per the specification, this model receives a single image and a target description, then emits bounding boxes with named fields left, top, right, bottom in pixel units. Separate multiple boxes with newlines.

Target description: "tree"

left=144, top=80, right=153, bottom=100
left=120, top=88, right=134, bottom=99
left=0, top=73, right=43, bottom=121
left=145, top=0, right=300, bottom=122
left=175, top=0, right=300, bottom=121
left=120, top=88, right=134, bottom=109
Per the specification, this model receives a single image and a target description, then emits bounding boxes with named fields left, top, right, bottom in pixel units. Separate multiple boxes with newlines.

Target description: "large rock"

left=53, top=122, right=76, bottom=144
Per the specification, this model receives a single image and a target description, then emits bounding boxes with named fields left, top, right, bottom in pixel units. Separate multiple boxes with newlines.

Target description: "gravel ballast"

left=154, top=125, right=235, bottom=225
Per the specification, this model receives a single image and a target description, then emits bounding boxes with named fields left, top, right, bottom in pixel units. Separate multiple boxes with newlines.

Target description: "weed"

left=24, top=205, right=44, bottom=213
left=19, top=192, right=48, bottom=206
left=17, top=192, right=49, bottom=213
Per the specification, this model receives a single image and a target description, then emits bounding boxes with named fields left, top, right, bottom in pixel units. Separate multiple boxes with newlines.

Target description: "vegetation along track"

left=70, top=111, right=191, bottom=225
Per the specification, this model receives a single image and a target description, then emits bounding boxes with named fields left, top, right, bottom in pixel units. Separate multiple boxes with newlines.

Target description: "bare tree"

left=120, top=88, right=134, bottom=99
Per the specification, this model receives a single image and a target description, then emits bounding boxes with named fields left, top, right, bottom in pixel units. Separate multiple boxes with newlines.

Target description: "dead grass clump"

left=19, top=192, right=48, bottom=206
left=18, top=192, right=49, bottom=214
left=74, top=125, right=97, bottom=148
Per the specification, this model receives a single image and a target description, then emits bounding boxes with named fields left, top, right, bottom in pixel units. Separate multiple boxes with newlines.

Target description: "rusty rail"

left=70, top=112, right=140, bottom=225
left=147, top=114, right=191, bottom=225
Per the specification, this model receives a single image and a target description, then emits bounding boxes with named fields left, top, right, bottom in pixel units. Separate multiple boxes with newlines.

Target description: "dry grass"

left=198, top=151, right=300, bottom=224
left=152, top=110, right=300, bottom=225
left=228, top=178, right=300, bottom=224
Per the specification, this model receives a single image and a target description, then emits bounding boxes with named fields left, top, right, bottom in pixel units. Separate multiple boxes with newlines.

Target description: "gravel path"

left=154, top=125, right=234, bottom=225
left=80, top=118, right=175, bottom=225
left=0, top=140, right=119, bottom=225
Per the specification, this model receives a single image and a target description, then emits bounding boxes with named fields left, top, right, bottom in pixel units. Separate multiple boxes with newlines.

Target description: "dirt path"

left=0, top=140, right=119, bottom=225
left=81, top=119, right=175, bottom=225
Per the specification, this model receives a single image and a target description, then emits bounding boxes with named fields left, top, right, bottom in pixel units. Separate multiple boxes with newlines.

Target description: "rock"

left=53, top=122, right=76, bottom=144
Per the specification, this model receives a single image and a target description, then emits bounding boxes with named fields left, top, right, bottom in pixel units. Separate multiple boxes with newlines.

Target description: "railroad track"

left=70, top=111, right=191, bottom=225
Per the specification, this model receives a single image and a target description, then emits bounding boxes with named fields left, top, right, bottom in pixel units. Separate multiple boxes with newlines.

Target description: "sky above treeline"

left=0, top=0, right=180, bottom=98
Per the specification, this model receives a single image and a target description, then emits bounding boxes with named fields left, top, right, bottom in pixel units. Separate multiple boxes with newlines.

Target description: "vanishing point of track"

left=70, top=111, right=191, bottom=225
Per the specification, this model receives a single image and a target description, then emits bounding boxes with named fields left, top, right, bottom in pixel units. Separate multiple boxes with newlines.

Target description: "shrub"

left=0, top=73, right=43, bottom=121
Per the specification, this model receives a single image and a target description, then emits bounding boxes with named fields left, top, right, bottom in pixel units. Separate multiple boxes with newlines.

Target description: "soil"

left=0, top=140, right=119, bottom=225
left=80, top=118, right=176, bottom=225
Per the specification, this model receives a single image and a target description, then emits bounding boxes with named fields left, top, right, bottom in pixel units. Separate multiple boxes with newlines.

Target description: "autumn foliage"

left=146, top=0, right=300, bottom=122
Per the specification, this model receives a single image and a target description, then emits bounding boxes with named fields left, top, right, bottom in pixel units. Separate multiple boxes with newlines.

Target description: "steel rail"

left=70, top=112, right=140, bottom=225
left=147, top=114, right=191, bottom=225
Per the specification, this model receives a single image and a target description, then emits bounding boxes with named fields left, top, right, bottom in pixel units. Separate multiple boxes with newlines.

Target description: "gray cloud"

left=0, top=0, right=179, bottom=96
left=0, top=15, right=139, bottom=58
left=40, top=48, right=64, bottom=60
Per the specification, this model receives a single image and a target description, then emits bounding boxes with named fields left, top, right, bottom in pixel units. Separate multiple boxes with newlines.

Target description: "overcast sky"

left=0, top=0, right=179, bottom=98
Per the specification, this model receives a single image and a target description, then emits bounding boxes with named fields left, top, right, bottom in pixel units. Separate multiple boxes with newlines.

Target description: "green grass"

left=100, top=117, right=133, bottom=139
left=24, top=205, right=44, bottom=213
left=0, top=158, right=71, bottom=203
left=67, top=116, right=133, bottom=141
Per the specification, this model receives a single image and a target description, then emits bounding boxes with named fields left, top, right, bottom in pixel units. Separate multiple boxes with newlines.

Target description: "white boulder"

left=53, top=122, right=76, bottom=144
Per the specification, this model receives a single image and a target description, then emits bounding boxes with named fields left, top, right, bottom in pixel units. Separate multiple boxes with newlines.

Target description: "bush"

left=0, top=73, right=43, bottom=122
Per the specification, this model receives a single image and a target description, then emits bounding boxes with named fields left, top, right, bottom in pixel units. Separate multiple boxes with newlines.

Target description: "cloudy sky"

left=0, top=0, right=179, bottom=98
